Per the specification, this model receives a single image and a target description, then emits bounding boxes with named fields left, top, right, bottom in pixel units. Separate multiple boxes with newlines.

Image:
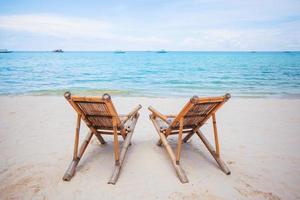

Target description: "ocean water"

left=0, top=51, right=300, bottom=98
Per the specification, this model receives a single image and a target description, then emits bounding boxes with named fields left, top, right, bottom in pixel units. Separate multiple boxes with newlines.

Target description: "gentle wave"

left=0, top=51, right=300, bottom=97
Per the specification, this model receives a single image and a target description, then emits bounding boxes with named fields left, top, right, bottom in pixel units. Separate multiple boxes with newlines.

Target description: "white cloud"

left=0, top=14, right=113, bottom=39
left=180, top=29, right=300, bottom=51
left=0, top=14, right=172, bottom=50
left=0, top=11, right=299, bottom=50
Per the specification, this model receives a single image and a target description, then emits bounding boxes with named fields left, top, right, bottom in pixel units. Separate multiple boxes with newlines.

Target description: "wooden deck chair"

left=148, top=93, right=231, bottom=183
left=62, top=92, right=142, bottom=184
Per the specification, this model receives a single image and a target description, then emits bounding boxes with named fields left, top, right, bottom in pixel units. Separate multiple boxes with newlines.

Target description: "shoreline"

left=1, top=93, right=300, bottom=100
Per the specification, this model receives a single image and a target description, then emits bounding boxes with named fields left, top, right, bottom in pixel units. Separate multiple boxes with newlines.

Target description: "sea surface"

left=0, top=51, right=300, bottom=98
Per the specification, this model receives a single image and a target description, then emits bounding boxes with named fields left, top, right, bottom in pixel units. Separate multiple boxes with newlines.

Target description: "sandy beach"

left=0, top=96, right=300, bottom=200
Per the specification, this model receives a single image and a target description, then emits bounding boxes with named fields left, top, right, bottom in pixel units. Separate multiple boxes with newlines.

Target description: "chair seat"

left=154, top=116, right=175, bottom=131
left=153, top=116, right=193, bottom=134
left=96, top=115, right=138, bottom=134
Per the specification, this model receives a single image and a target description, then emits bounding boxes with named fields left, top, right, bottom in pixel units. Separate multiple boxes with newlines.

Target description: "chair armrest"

left=148, top=106, right=171, bottom=125
left=121, top=105, right=142, bottom=126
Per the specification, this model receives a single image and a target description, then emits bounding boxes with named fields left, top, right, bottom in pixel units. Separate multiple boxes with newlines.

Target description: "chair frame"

left=148, top=94, right=231, bottom=183
left=62, top=92, right=142, bottom=184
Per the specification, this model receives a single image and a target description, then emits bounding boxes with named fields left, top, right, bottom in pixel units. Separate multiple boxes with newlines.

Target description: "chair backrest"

left=64, top=92, right=121, bottom=129
left=169, top=94, right=231, bottom=130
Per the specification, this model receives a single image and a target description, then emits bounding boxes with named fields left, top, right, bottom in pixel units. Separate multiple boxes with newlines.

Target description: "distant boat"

left=0, top=49, right=12, bottom=53
left=156, top=50, right=167, bottom=53
left=114, top=50, right=125, bottom=54
left=53, top=49, right=64, bottom=53
left=250, top=51, right=256, bottom=53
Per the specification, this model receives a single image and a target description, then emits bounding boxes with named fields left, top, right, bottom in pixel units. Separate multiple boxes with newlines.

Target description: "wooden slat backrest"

left=65, top=92, right=121, bottom=129
left=182, top=102, right=219, bottom=127
left=169, top=94, right=230, bottom=130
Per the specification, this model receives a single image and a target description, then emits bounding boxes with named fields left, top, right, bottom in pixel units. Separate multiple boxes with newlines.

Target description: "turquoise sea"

left=0, top=51, right=300, bottom=97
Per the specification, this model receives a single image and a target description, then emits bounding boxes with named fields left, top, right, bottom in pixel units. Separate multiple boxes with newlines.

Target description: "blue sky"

left=0, top=0, right=299, bottom=51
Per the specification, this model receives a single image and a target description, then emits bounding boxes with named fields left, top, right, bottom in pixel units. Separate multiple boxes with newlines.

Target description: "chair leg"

left=108, top=114, right=140, bottom=184
left=73, top=114, right=81, bottom=160
left=121, top=128, right=127, bottom=140
left=157, top=139, right=163, bottom=146
left=195, top=130, right=230, bottom=175
left=157, top=130, right=168, bottom=146
left=212, top=113, right=220, bottom=157
left=150, top=117, right=189, bottom=183
left=176, top=118, right=184, bottom=164
left=63, top=131, right=94, bottom=181
left=158, top=130, right=189, bottom=183
left=95, top=133, right=106, bottom=144
left=113, top=118, right=120, bottom=166
left=183, top=132, right=194, bottom=143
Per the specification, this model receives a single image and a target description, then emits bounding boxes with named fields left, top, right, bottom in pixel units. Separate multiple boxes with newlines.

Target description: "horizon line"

left=2, top=50, right=300, bottom=52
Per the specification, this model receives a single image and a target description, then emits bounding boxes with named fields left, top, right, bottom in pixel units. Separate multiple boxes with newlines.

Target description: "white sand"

left=0, top=96, right=300, bottom=200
